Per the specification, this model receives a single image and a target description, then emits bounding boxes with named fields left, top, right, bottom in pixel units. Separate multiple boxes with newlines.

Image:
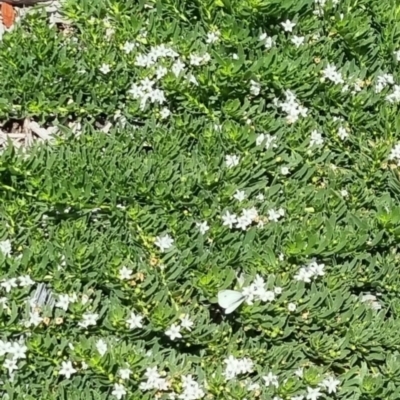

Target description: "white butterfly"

left=218, top=290, right=246, bottom=314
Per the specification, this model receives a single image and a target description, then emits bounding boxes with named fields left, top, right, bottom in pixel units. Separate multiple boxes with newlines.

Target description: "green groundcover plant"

left=1, top=0, right=400, bottom=398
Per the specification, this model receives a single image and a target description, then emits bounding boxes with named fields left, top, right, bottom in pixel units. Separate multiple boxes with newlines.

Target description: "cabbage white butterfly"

left=218, top=290, right=246, bottom=314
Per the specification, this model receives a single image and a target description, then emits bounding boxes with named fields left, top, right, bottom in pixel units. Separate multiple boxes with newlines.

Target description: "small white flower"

left=250, top=80, right=261, bottom=96
left=196, top=221, right=210, bottom=235
left=180, top=315, right=194, bottom=331
left=340, top=189, right=348, bottom=197
left=18, top=275, right=34, bottom=287
left=27, top=311, right=43, bottom=327
left=232, top=53, right=239, bottom=60
left=259, top=32, right=267, bottom=41
left=320, top=376, right=340, bottom=393
left=295, top=367, right=304, bottom=378
left=9, top=341, right=27, bottom=360
left=156, top=66, right=168, bottom=80
left=96, top=339, right=107, bottom=356
left=119, top=266, right=133, bottom=280
left=59, top=361, right=77, bottom=379
left=1, top=278, right=18, bottom=293
left=225, top=154, right=240, bottom=168
left=281, top=19, right=296, bottom=32
left=288, top=302, right=297, bottom=311
left=206, top=31, right=220, bottom=44
left=268, top=208, right=284, bottom=222
left=256, top=133, right=277, bottom=149
left=112, top=383, right=127, bottom=399
left=100, top=63, right=111, bottom=74
left=0, top=240, right=12, bottom=256
left=306, top=387, right=322, bottom=400
left=78, top=312, right=99, bottom=328
left=81, top=294, right=90, bottom=305
left=233, top=190, right=246, bottom=202
left=172, top=59, right=186, bottom=77
left=154, top=234, right=174, bottom=252
left=256, top=193, right=265, bottom=201
left=291, top=35, right=305, bottom=47
left=160, top=107, right=171, bottom=119
left=310, top=130, right=324, bottom=147
left=222, top=211, right=237, bottom=229
left=187, top=73, right=199, bottom=85
left=281, top=166, right=290, bottom=175
left=165, top=324, right=182, bottom=340
left=4, top=358, right=18, bottom=375
left=322, top=63, right=344, bottom=84
left=274, top=287, right=282, bottom=294
left=337, top=126, right=348, bottom=140
left=123, top=41, right=135, bottom=54
left=127, top=312, right=144, bottom=329
left=119, top=368, right=132, bottom=380
left=55, top=294, right=70, bottom=311
left=394, top=50, right=400, bottom=62
left=263, top=372, right=279, bottom=388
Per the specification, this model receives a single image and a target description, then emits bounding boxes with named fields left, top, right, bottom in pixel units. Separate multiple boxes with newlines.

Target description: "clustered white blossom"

left=206, top=30, right=220, bottom=44
left=129, top=77, right=166, bottom=110
left=322, top=63, right=344, bottom=84
left=223, top=355, right=254, bottom=380
left=310, top=130, right=324, bottom=147
left=165, top=315, right=193, bottom=340
left=259, top=32, right=274, bottom=49
left=0, top=338, right=28, bottom=377
left=134, top=44, right=179, bottom=68
left=225, top=154, right=240, bottom=168
left=386, top=85, right=400, bottom=103
left=294, top=259, right=325, bottom=282
left=179, top=375, right=205, bottom=400
left=263, top=371, right=279, bottom=387
left=375, top=73, right=394, bottom=93
left=267, top=208, right=285, bottom=222
left=1, top=275, right=34, bottom=293
left=275, top=90, right=308, bottom=124
left=259, top=368, right=340, bottom=399
left=241, top=274, right=282, bottom=304
left=189, top=52, right=211, bottom=66
left=139, top=366, right=170, bottom=391
left=256, top=133, right=278, bottom=150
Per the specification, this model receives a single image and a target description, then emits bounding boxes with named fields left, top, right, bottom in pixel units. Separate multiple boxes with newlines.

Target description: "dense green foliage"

left=1, top=0, right=400, bottom=399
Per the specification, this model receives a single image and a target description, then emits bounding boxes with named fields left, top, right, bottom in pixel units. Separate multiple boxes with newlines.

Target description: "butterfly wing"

left=1, top=2, right=15, bottom=28
left=218, top=290, right=245, bottom=314
left=224, top=298, right=245, bottom=314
